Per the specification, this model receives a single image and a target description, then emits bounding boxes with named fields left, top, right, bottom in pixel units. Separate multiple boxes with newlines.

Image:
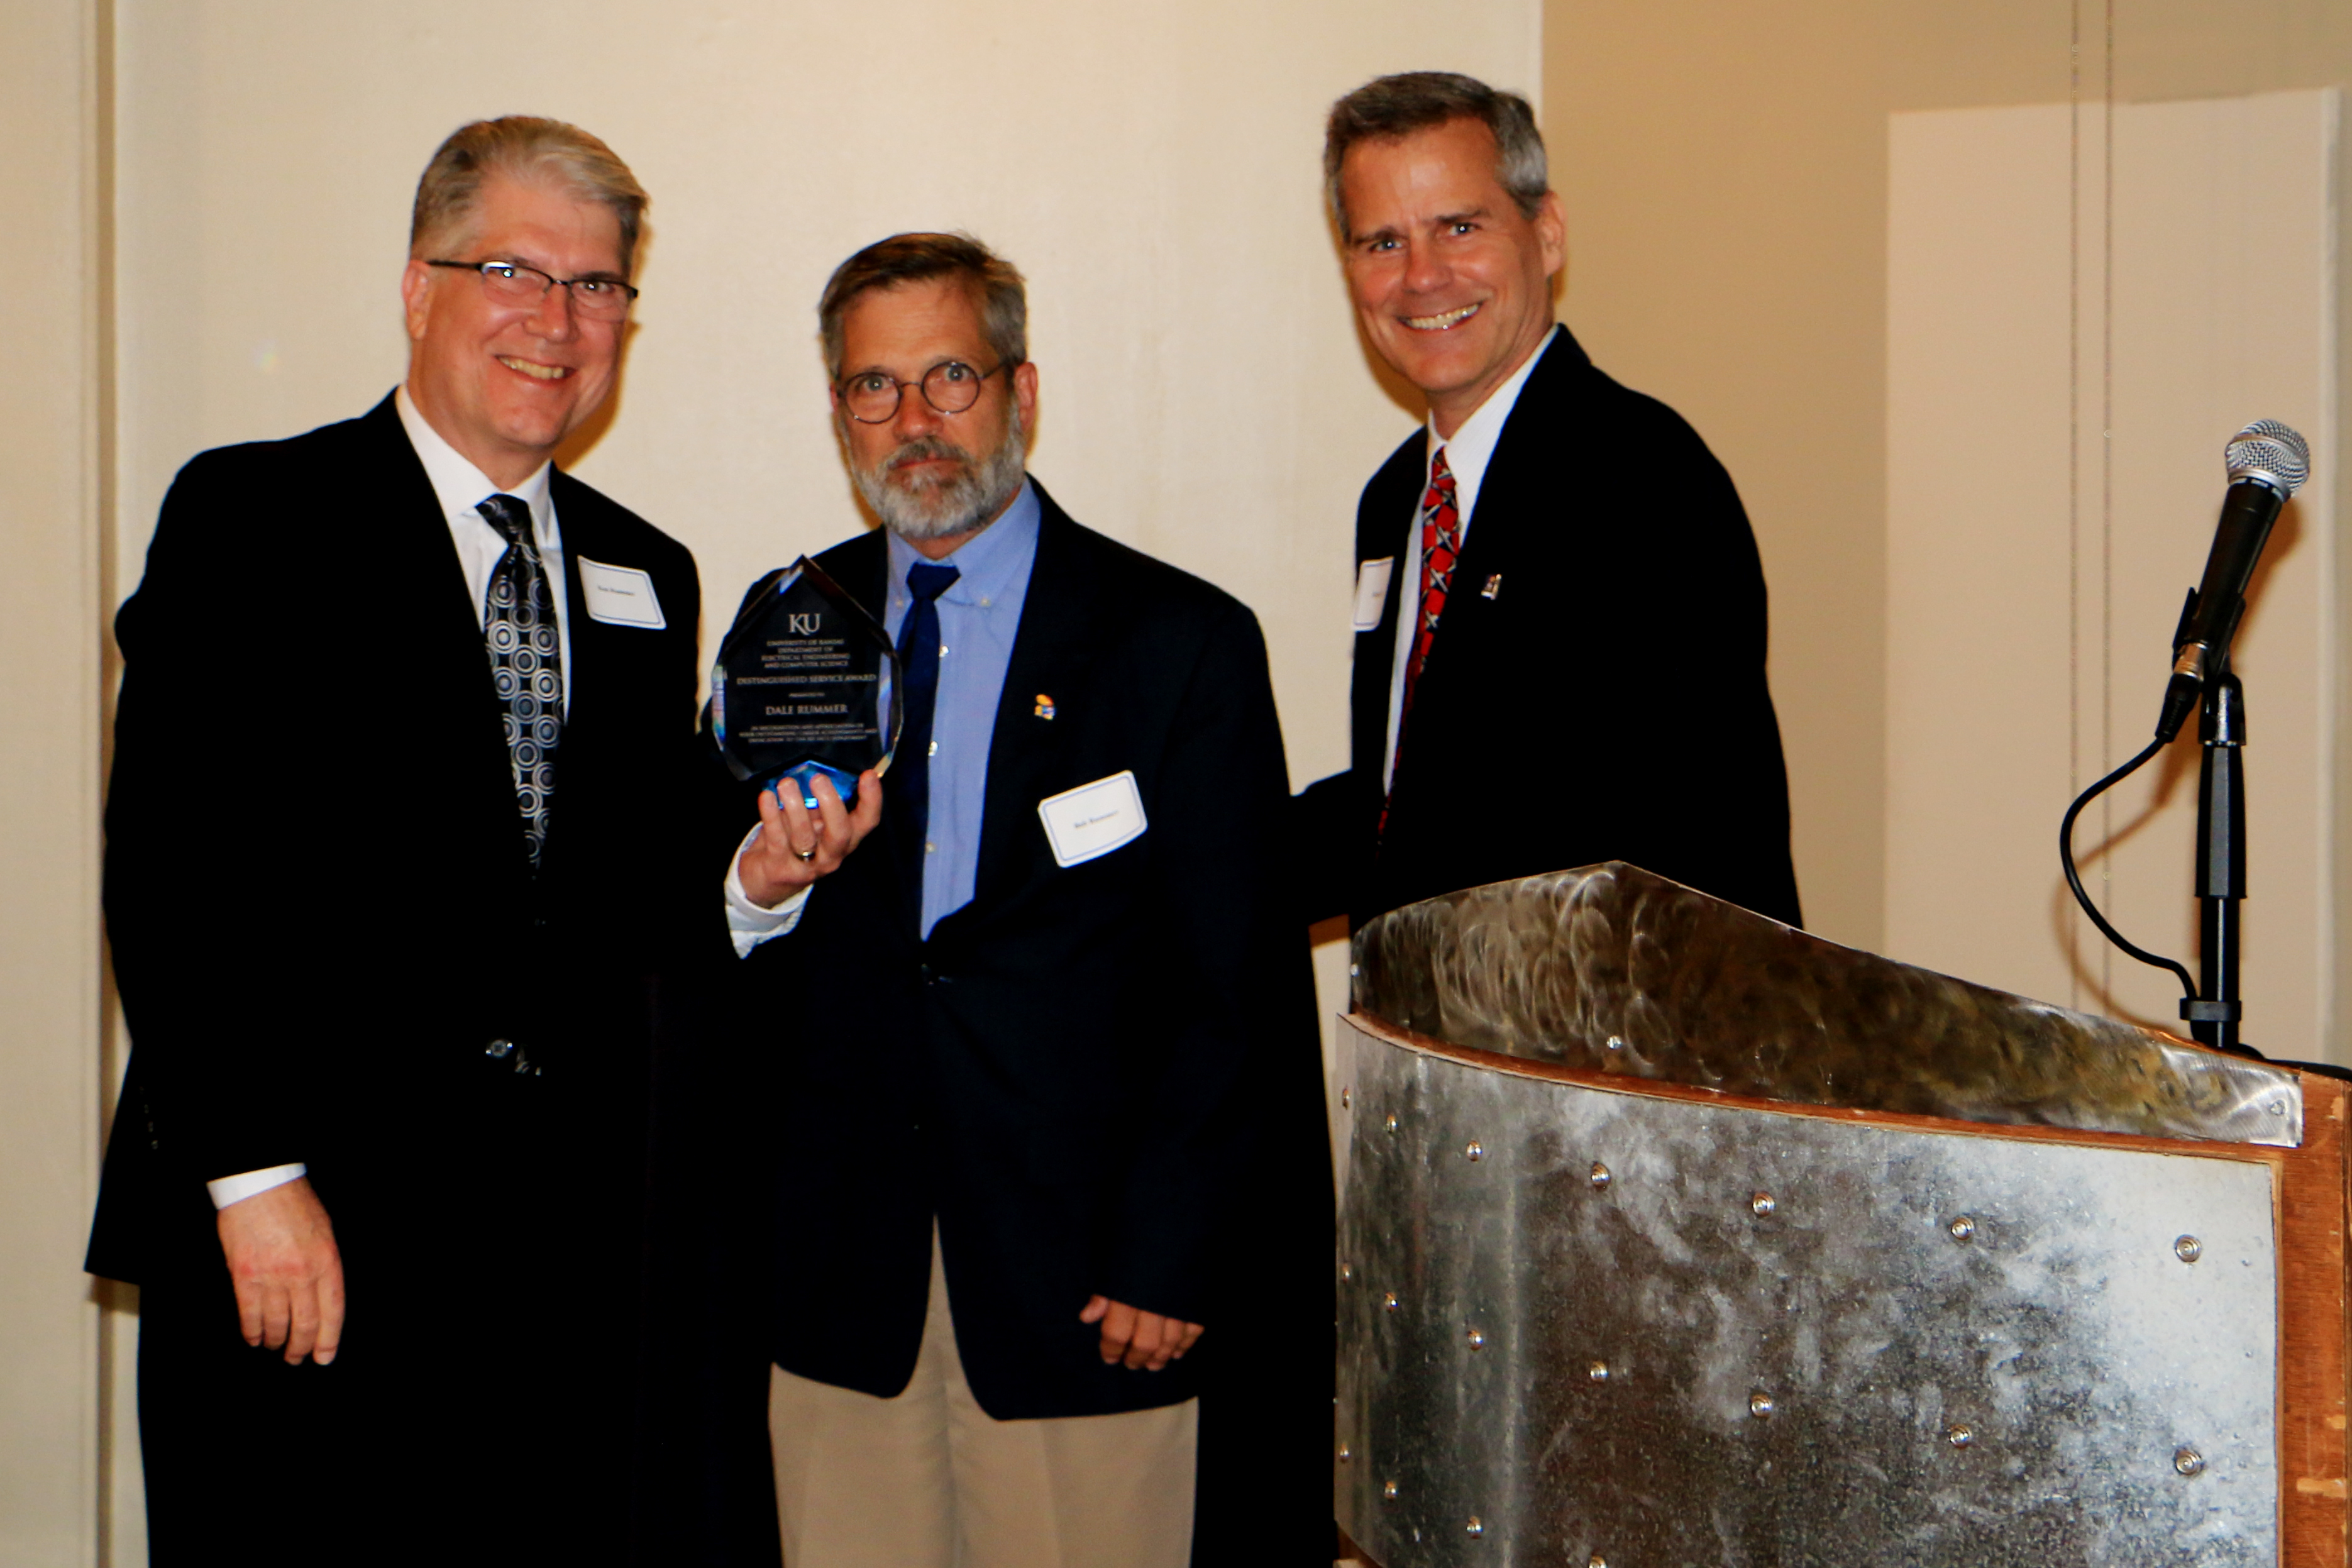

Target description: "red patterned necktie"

left=1381, top=444, right=1459, bottom=833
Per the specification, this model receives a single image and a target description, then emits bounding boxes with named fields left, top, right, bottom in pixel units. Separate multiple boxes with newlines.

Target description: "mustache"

left=883, top=434, right=972, bottom=475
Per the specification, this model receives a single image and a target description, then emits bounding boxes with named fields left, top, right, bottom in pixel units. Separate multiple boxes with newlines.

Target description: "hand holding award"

left=714, top=556, right=898, bottom=903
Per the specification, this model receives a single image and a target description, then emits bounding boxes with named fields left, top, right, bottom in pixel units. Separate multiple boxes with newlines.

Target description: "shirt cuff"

left=725, top=824, right=812, bottom=957
left=207, top=1162, right=307, bottom=1210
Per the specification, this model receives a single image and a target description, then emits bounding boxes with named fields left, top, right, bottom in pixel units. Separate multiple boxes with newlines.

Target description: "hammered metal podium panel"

left=1352, top=863, right=2301, bottom=1147
left=1333, top=1019, right=2282, bottom=1568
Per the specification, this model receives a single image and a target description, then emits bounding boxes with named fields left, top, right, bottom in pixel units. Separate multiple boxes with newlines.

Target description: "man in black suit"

left=90, top=117, right=702, bottom=1560
left=715, top=233, right=1328, bottom=1567
left=1296, top=73, right=1803, bottom=930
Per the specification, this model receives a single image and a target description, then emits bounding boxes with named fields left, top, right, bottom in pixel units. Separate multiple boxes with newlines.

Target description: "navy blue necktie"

left=890, top=562, right=961, bottom=888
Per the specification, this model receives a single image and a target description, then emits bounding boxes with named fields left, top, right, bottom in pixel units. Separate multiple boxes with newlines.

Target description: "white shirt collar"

left=395, top=384, right=556, bottom=542
left=1426, top=323, right=1559, bottom=526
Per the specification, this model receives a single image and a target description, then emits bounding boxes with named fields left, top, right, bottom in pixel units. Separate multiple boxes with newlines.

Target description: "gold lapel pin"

left=1481, top=573, right=1502, bottom=600
left=1034, top=693, right=1056, bottom=719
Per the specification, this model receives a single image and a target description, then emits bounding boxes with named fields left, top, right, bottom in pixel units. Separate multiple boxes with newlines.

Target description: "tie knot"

left=1428, top=445, right=1456, bottom=488
left=907, top=562, right=961, bottom=604
left=478, top=493, right=533, bottom=547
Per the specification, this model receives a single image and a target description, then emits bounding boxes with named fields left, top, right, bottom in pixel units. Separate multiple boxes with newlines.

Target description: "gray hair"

left=410, top=116, right=649, bottom=276
left=818, top=233, right=1027, bottom=382
left=1323, top=72, right=1549, bottom=240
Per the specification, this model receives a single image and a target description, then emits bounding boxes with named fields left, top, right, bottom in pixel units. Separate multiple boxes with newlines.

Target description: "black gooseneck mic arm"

left=2060, top=419, right=2307, bottom=1051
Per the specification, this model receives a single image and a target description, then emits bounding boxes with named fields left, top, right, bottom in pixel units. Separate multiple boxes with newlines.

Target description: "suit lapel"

left=353, top=395, right=536, bottom=890
left=1351, top=436, right=1423, bottom=787
left=1420, top=332, right=1587, bottom=668
left=959, top=488, right=1099, bottom=927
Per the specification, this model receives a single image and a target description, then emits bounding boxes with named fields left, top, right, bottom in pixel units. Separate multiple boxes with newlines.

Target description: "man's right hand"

left=216, top=1176, right=345, bottom=1366
left=739, top=769, right=884, bottom=908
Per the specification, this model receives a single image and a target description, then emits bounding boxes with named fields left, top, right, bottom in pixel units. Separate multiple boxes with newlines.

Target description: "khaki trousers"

left=768, top=1232, right=1198, bottom=1568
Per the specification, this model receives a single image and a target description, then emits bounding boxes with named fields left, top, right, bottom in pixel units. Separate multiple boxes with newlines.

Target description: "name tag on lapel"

left=578, top=558, right=666, bottom=629
left=1037, top=771, right=1148, bottom=868
left=1352, top=557, right=1394, bottom=631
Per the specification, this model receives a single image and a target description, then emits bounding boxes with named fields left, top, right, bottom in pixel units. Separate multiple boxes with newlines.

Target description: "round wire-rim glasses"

left=838, top=359, right=1015, bottom=424
left=426, top=258, right=639, bottom=320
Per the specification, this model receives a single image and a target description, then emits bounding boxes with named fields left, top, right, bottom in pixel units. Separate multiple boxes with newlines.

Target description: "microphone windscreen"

left=2226, top=419, right=2309, bottom=495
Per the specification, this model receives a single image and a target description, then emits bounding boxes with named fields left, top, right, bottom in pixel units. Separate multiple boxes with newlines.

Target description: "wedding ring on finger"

left=793, top=844, right=818, bottom=863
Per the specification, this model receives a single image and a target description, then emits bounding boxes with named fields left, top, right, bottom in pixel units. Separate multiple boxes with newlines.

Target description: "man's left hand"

left=1079, top=1295, right=1204, bottom=1371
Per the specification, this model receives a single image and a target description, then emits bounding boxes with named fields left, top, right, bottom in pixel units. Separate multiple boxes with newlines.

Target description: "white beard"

left=851, top=415, right=1029, bottom=543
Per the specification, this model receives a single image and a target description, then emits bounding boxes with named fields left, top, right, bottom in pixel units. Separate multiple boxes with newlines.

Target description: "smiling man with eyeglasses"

left=91, top=115, right=704, bottom=1560
left=707, top=231, right=1332, bottom=1567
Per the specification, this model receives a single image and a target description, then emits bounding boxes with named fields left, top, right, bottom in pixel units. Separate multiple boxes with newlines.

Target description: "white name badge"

left=1352, top=556, right=1395, bottom=631
left=1037, top=770, right=1148, bottom=868
left=578, top=558, right=666, bottom=629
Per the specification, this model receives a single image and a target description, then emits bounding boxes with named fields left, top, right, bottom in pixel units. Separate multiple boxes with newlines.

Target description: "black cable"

left=2059, top=735, right=2197, bottom=1002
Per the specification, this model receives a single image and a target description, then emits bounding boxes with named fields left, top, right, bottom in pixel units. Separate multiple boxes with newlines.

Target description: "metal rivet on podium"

left=1946, top=1423, right=1974, bottom=1448
left=1751, top=1191, right=1776, bottom=1217
left=1383, top=1292, right=1399, bottom=1313
left=2175, top=1235, right=2203, bottom=1263
left=1466, top=1517, right=1484, bottom=1538
left=1606, top=1035, right=1624, bottom=1052
left=1466, top=1327, right=1485, bottom=1350
left=1589, top=1162, right=1612, bottom=1190
left=1339, top=1444, right=1352, bottom=1462
left=1341, top=1088, right=1351, bottom=1109
left=1383, top=1480, right=1399, bottom=1499
left=2270, top=1099, right=2288, bottom=1115
left=1948, top=1215, right=1977, bottom=1242
left=1750, top=1392, right=1776, bottom=1419
left=1465, top=1140, right=1484, bottom=1161
left=2175, top=1447, right=2206, bottom=1477
left=1589, top=1557, right=1608, bottom=1568
left=1588, top=1360, right=1610, bottom=1383
left=1340, top=1262, right=1353, bottom=1282
left=1385, top=1114, right=1400, bottom=1134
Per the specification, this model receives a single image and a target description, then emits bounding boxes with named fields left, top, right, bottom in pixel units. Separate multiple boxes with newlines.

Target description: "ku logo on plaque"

left=712, top=555, right=900, bottom=809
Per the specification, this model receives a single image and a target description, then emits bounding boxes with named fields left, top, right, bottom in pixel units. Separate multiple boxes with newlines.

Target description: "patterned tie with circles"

left=1381, top=445, right=1459, bottom=834
left=477, top=494, right=563, bottom=868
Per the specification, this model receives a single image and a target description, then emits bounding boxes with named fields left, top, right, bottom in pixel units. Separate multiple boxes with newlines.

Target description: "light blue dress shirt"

left=883, top=479, right=1042, bottom=939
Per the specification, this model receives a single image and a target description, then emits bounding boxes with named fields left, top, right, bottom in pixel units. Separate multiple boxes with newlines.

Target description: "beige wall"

left=1887, top=93, right=2339, bottom=1051
left=0, top=1, right=106, bottom=1562
left=1547, top=0, right=2352, bottom=992
left=1544, top=0, right=1891, bottom=952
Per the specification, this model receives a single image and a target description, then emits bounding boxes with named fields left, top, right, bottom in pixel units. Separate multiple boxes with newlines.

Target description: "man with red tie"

left=1295, top=72, right=1803, bottom=931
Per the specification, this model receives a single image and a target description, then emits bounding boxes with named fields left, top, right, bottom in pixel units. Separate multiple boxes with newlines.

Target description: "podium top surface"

left=1350, top=863, right=2303, bottom=1147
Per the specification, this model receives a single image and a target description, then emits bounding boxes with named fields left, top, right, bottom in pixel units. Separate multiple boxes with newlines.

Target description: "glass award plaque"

left=712, top=556, right=900, bottom=810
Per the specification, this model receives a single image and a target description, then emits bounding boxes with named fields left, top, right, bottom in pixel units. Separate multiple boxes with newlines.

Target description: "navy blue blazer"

left=1296, top=329, right=1804, bottom=930
left=719, top=483, right=1326, bottom=1423
left=91, top=392, right=705, bottom=1282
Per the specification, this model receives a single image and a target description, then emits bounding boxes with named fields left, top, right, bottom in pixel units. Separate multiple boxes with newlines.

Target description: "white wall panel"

left=1889, top=91, right=2339, bottom=1057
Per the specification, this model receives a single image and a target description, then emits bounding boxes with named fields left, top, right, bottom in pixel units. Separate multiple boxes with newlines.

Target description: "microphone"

left=2153, top=419, right=2310, bottom=743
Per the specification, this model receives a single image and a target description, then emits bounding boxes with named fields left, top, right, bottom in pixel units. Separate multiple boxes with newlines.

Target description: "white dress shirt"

left=1381, top=324, right=1559, bottom=789
left=204, top=389, right=569, bottom=1210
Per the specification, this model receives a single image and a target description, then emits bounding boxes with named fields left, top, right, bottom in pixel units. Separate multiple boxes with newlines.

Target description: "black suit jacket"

left=1298, top=328, right=1803, bottom=929
left=91, top=392, right=704, bottom=1283
left=720, top=484, right=1325, bottom=1425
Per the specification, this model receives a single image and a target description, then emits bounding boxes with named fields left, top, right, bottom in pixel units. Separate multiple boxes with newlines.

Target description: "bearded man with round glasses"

left=90, top=116, right=707, bottom=1560
left=710, top=231, right=1332, bottom=1567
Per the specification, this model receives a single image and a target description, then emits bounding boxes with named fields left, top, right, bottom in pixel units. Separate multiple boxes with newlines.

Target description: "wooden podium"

left=1332, top=864, right=2348, bottom=1567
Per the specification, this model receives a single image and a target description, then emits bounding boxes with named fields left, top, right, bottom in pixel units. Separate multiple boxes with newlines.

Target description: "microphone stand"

left=2187, top=666, right=2246, bottom=1050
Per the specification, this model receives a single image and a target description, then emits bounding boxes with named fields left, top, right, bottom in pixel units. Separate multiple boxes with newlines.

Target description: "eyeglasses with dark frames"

left=837, top=359, right=1015, bottom=424
left=426, top=258, right=639, bottom=320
